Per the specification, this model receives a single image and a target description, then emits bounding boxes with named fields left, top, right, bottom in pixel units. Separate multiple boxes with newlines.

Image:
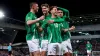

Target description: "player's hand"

left=71, top=26, right=75, bottom=30
left=63, top=29, right=69, bottom=32
left=41, top=34, right=43, bottom=37
left=36, top=23, right=39, bottom=27
left=38, top=27, right=43, bottom=32
left=39, top=16, right=45, bottom=20
left=69, top=26, right=75, bottom=31
left=48, top=20, right=54, bottom=24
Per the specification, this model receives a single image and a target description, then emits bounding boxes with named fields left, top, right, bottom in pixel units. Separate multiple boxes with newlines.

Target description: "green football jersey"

left=25, top=12, right=39, bottom=40
left=39, top=14, right=51, bottom=40
left=86, top=43, right=92, bottom=50
left=74, top=51, right=78, bottom=54
left=42, top=17, right=63, bottom=43
left=61, top=21, right=71, bottom=41
left=58, top=7, right=71, bottom=41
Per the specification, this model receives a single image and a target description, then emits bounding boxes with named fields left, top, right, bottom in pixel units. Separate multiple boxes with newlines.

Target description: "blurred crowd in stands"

left=13, top=48, right=29, bottom=56
left=72, top=39, right=100, bottom=55
left=0, top=51, right=8, bottom=56
left=0, top=38, right=100, bottom=56
left=0, top=48, right=29, bottom=56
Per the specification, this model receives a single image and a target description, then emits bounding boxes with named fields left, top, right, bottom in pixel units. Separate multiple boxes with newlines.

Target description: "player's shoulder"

left=47, top=14, right=51, bottom=17
left=45, top=14, right=51, bottom=19
left=46, top=15, right=52, bottom=20
left=26, top=12, right=35, bottom=16
left=57, top=16, right=62, bottom=19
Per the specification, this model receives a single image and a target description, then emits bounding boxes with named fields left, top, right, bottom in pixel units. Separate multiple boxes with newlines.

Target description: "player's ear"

left=48, top=8, right=50, bottom=11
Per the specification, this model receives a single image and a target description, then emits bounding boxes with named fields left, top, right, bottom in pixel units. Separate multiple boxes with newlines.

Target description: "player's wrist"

left=36, top=18, right=40, bottom=21
left=68, top=28, right=71, bottom=31
left=53, top=20, right=56, bottom=23
left=64, top=29, right=68, bottom=32
left=52, top=20, right=54, bottom=22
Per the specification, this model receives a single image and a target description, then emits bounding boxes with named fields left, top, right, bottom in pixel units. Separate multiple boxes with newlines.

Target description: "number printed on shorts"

left=52, top=45, right=57, bottom=54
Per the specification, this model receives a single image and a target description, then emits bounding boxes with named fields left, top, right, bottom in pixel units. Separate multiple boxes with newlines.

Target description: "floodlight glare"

left=0, top=11, right=5, bottom=18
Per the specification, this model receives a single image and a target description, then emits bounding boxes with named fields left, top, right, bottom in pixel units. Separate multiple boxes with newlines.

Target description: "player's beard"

left=35, top=9, right=38, bottom=13
left=52, top=13, right=57, bottom=17
left=54, top=13, right=57, bottom=16
left=43, top=11, right=48, bottom=15
left=32, top=9, right=38, bottom=13
left=54, top=12, right=58, bottom=16
left=60, top=15, right=63, bottom=17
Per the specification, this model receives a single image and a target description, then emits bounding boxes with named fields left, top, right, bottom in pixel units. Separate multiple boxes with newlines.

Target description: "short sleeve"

left=25, top=12, right=34, bottom=22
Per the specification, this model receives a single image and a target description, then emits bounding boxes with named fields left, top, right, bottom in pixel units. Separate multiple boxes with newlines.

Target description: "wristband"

left=68, top=28, right=70, bottom=31
left=36, top=18, right=40, bottom=21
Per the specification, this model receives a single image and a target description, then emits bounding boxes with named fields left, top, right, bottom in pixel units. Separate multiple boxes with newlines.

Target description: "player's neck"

left=44, top=13, right=49, bottom=16
left=51, top=14, right=56, bottom=18
left=30, top=9, right=35, bottom=14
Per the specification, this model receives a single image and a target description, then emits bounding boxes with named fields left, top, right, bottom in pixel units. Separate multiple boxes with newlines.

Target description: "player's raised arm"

left=57, top=7, right=70, bottom=21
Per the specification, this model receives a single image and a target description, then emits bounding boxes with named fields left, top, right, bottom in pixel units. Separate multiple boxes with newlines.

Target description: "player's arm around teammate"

left=25, top=2, right=45, bottom=56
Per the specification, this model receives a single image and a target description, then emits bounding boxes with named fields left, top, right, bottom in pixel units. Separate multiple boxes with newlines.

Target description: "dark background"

left=0, top=0, right=100, bottom=22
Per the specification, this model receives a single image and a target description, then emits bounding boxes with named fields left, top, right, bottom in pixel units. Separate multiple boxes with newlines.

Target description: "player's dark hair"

left=50, top=6, right=57, bottom=11
left=41, top=3, right=49, bottom=8
left=30, top=2, right=37, bottom=9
